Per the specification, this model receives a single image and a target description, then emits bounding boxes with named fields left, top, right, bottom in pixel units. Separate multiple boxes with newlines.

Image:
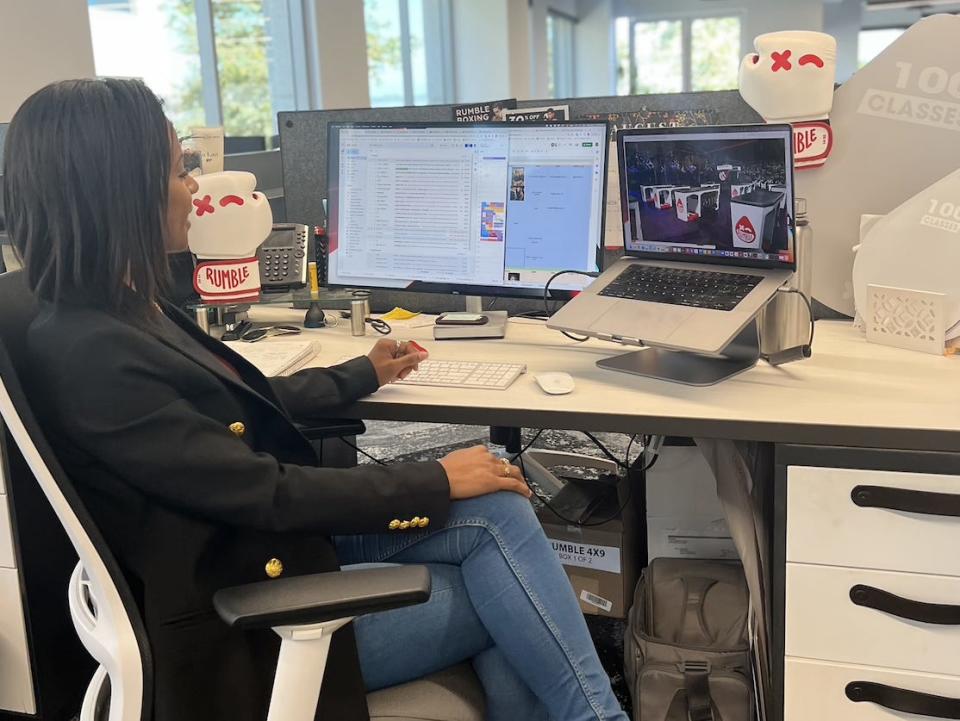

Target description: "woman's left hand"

left=367, top=339, right=428, bottom=386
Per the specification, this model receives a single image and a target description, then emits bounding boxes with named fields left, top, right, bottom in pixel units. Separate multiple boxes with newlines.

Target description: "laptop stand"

left=596, top=319, right=760, bottom=386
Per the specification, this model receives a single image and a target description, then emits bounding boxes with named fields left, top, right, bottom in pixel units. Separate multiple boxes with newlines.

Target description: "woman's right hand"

left=439, top=445, right=531, bottom=499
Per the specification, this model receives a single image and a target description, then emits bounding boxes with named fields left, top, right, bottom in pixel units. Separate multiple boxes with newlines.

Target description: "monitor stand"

left=433, top=295, right=508, bottom=340
left=596, top=320, right=760, bottom=386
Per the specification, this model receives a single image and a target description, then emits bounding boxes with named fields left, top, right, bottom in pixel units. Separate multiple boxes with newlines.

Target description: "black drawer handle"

left=850, top=585, right=960, bottom=625
left=851, top=485, right=960, bottom=518
left=847, top=682, right=960, bottom=719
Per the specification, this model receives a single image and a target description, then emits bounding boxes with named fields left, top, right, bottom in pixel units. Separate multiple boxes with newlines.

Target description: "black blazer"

left=25, top=296, right=451, bottom=721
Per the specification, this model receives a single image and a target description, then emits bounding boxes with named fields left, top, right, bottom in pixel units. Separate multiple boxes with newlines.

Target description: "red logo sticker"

left=192, top=257, right=261, bottom=302
left=736, top=217, right=757, bottom=244
left=792, top=121, right=833, bottom=168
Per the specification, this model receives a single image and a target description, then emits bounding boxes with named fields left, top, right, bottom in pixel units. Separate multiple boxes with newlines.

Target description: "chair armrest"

left=213, top=565, right=430, bottom=630
left=296, top=419, right=366, bottom=441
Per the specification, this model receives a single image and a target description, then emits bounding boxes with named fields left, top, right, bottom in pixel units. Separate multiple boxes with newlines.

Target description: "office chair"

left=0, top=271, right=485, bottom=721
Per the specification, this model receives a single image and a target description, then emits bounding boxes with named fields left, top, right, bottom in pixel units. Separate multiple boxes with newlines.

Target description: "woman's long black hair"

left=2, top=78, right=172, bottom=316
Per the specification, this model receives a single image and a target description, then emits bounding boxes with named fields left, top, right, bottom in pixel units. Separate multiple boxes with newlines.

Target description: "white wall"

left=576, top=0, right=615, bottom=97
left=453, top=0, right=587, bottom=103
left=305, top=0, right=370, bottom=108
left=452, top=0, right=509, bottom=101
left=0, top=0, right=95, bottom=122
left=508, top=0, right=535, bottom=100
left=530, top=0, right=551, bottom=99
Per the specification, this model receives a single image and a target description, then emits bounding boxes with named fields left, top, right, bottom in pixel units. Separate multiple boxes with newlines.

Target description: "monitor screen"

left=619, top=125, right=795, bottom=269
left=326, top=121, right=608, bottom=296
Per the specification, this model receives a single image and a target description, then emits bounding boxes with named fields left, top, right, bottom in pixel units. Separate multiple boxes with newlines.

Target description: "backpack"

left=625, top=558, right=754, bottom=721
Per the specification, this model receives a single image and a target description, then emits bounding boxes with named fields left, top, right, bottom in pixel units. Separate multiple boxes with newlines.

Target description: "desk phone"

left=258, top=223, right=309, bottom=290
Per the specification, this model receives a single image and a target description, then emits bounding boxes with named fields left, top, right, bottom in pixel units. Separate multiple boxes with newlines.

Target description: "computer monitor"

left=326, top=121, right=608, bottom=299
left=619, top=124, right=795, bottom=269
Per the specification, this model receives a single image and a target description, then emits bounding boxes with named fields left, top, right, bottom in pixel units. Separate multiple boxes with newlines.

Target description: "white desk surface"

left=249, top=307, right=960, bottom=452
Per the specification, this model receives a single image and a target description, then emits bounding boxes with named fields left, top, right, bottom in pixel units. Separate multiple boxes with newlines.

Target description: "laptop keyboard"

left=598, top=265, right=764, bottom=311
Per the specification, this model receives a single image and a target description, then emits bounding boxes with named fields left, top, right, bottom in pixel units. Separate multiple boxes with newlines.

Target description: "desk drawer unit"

left=785, top=465, right=960, bottom=721
left=786, top=563, right=960, bottom=676
left=786, top=658, right=960, bottom=721
left=0, top=567, right=35, bottom=714
left=787, top=466, right=960, bottom=576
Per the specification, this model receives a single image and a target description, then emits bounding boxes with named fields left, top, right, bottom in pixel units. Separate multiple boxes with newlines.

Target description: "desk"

left=251, top=308, right=960, bottom=452
left=251, top=307, right=960, bottom=721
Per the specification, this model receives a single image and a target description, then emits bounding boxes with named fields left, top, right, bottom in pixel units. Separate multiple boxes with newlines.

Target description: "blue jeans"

left=334, top=491, right=629, bottom=721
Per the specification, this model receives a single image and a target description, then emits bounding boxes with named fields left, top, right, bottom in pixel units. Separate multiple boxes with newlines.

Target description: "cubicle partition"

left=277, top=91, right=761, bottom=313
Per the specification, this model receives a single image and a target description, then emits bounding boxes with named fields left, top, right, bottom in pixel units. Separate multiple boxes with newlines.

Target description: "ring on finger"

left=499, top=458, right=511, bottom=476
left=394, top=339, right=402, bottom=354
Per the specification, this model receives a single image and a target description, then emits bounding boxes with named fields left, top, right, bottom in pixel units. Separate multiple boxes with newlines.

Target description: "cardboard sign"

left=549, top=539, right=622, bottom=574
left=852, top=166, right=960, bottom=334
left=796, top=14, right=960, bottom=316
left=453, top=98, right=517, bottom=122
left=503, top=104, right=569, bottom=123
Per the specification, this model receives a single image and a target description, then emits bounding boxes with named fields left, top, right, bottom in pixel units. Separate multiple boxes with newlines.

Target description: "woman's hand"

left=439, top=445, right=531, bottom=499
left=367, top=339, right=428, bottom=386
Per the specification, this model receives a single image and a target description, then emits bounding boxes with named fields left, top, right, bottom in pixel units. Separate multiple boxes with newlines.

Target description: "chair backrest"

left=0, top=272, right=152, bottom=721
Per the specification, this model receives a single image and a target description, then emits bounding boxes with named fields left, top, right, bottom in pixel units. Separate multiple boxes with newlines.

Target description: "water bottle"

left=759, top=197, right=813, bottom=355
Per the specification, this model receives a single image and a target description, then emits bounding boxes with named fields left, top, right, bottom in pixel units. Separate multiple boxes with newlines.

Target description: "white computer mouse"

left=534, top=372, right=575, bottom=395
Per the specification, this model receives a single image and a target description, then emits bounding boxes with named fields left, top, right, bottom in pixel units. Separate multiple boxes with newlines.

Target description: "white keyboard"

left=396, top=360, right=526, bottom=390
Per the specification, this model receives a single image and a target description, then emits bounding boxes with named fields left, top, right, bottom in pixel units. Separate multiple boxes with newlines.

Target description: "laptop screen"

left=618, top=125, right=795, bottom=270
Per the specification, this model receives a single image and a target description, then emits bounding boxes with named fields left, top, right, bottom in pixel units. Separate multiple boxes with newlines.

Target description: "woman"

left=2, top=79, right=627, bottom=721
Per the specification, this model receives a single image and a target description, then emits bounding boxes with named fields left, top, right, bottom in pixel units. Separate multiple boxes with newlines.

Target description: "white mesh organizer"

left=865, top=285, right=946, bottom=355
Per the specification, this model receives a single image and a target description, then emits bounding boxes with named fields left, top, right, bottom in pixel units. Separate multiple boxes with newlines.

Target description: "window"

left=547, top=11, right=575, bottom=99
left=631, top=20, right=683, bottom=94
left=87, top=0, right=310, bottom=143
left=616, top=15, right=741, bottom=95
left=690, top=17, right=740, bottom=91
left=365, top=0, right=454, bottom=108
left=858, top=27, right=906, bottom=69
left=88, top=0, right=205, bottom=132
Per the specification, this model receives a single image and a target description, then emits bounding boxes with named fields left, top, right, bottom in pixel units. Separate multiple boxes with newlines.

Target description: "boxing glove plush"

left=739, top=31, right=837, bottom=169
left=188, top=171, right=273, bottom=302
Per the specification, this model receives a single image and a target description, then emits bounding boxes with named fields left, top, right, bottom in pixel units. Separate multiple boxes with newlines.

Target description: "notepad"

left=224, top=340, right=319, bottom=377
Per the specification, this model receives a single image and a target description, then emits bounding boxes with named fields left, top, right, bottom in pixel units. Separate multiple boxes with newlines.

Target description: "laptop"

left=548, top=124, right=795, bottom=356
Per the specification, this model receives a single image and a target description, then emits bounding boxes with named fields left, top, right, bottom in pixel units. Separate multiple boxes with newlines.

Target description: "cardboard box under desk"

left=536, top=490, right=640, bottom=619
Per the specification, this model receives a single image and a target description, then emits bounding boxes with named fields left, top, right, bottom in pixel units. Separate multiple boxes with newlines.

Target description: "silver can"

left=759, top=197, right=813, bottom=354
left=350, top=299, right=366, bottom=336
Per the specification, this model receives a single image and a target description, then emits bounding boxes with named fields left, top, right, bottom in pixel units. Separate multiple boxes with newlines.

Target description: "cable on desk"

left=543, top=270, right=600, bottom=343
left=512, top=311, right=550, bottom=320
left=793, top=288, right=816, bottom=348
left=625, top=434, right=639, bottom=467
left=367, top=317, right=392, bottom=335
left=581, top=431, right=631, bottom=470
left=507, top=428, right=546, bottom=464
left=759, top=288, right=815, bottom=366
left=338, top=436, right=388, bottom=466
